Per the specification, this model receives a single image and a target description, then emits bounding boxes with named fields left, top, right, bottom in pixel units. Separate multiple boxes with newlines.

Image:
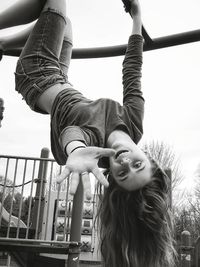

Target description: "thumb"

left=95, top=148, right=115, bottom=158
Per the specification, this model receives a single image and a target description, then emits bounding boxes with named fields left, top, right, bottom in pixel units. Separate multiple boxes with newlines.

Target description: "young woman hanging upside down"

left=0, top=0, right=176, bottom=266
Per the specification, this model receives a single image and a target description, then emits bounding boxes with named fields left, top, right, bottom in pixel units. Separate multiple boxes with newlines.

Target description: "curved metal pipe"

left=3, top=29, right=200, bottom=59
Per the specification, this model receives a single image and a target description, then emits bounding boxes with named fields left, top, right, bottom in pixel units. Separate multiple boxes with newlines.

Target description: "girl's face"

left=109, top=144, right=152, bottom=191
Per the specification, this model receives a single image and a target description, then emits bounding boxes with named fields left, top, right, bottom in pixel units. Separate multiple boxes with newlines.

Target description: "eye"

left=133, top=161, right=142, bottom=168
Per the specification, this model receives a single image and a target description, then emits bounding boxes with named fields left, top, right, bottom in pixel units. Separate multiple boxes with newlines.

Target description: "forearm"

left=1, top=24, right=34, bottom=51
left=59, top=126, right=88, bottom=156
left=131, top=16, right=142, bottom=35
left=65, top=141, right=86, bottom=155
left=130, top=0, right=142, bottom=35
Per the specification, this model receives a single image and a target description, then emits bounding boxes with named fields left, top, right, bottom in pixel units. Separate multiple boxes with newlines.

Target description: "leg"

left=0, top=0, right=46, bottom=30
left=0, top=0, right=70, bottom=57
left=59, top=17, right=73, bottom=77
left=20, top=0, right=67, bottom=59
left=36, top=15, right=73, bottom=114
left=15, top=0, right=69, bottom=114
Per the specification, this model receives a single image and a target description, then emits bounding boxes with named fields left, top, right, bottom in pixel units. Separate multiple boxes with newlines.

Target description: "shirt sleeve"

left=122, top=34, right=144, bottom=105
left=122, top=34, right=145, bottom=136
left=59, top=126, right=88, bottom=151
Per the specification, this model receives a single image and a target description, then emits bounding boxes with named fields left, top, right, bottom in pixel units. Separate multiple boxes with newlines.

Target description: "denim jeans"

left=15, top=8, right=73, bottom=114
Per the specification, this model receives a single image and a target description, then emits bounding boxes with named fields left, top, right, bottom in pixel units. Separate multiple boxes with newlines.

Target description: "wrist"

left=69, top=146, right=86, bottom=154
left=65, top=141, right=86, bottom=155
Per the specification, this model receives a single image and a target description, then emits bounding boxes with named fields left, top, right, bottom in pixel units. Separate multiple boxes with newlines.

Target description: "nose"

left=120, top=157, right=131, bottom=166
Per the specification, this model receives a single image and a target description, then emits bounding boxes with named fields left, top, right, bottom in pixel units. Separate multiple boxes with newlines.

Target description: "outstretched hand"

left=57, top=147, right=115, bottom=200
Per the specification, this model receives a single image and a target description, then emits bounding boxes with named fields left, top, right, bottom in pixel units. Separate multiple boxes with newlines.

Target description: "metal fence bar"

left=0, top=158, right=10, bottom=226
left=7, top=159, right=18, bottom=237
left=44, top=161, right=54, bottom=240
left=16, top=159, right=27, bottom=238
left=25, top=159, right=36, bottom=239
left=0, top=154, right=54, bottom=161
left=54, top=183, right=61, bottom=240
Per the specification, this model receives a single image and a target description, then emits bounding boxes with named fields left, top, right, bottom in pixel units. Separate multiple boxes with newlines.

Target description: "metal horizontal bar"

left=0, top=154, right=55, bottom=162
left=0, top=242, right=70, bottom=254
left=3, top=29, right=200, bottom=59
left=0, top=238, right=81, bottom=254
left=0, top=237, right=80, bottom=247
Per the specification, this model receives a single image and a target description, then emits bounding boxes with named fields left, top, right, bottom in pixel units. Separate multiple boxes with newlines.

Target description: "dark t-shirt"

left=51, top=34, right=144, bottom=166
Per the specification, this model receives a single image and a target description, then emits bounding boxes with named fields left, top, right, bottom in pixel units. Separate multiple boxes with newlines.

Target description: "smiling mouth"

left=120, top=176, right=128, bottom=181
left=115, top=150, right=129, bottom=159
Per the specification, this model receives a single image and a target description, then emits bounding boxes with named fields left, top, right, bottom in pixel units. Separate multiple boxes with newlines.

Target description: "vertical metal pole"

left=180, top=231, right=192, bottom=267
left=32, top=148, right=49, bottom=238
left=195, top=237, right=200, bottom=267
left=67, top=179, right=84, bottom=267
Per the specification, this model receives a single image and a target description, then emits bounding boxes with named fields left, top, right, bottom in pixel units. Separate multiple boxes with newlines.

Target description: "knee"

left=64, top=17, right=73, bottom=45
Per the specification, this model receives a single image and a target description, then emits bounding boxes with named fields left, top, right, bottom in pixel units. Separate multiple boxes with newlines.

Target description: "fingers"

left=70, top=172, right=80, bottom=196
left=70, top=172, right=92, bottom=200
left=95, top=148, right=115, bottom=158
left=81, top=172, right=92, bottom=200
left=57, top=167, right=71, bottom=184
left=92, top=167, right=109, bottom=187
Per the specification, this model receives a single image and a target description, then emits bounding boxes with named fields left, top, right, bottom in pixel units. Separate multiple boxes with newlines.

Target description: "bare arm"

left=130, top=0, right=142, bottom=35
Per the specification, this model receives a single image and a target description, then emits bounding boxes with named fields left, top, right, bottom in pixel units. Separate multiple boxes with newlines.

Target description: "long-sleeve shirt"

left=50, top=34, right=144, bottom=166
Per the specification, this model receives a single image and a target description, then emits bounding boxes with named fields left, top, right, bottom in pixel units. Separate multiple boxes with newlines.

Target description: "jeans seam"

left=42, top=8, right=67, bottom=24
left=37, top=12, right=49, bottom=78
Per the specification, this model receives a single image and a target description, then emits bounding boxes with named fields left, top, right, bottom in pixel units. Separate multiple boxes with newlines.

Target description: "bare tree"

left=143, top=140, right=184, bottom=191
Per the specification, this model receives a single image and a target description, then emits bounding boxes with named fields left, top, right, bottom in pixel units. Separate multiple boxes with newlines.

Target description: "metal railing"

left=0, top=148, right=100, bottom=267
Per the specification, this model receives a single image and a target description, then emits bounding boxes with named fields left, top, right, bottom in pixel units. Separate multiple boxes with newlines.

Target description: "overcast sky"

left=0, top=0, right=200, bottom=189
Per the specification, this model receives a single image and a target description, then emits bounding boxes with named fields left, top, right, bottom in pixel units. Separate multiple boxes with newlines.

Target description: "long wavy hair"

left=97, top=159, right=176, bottom=267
